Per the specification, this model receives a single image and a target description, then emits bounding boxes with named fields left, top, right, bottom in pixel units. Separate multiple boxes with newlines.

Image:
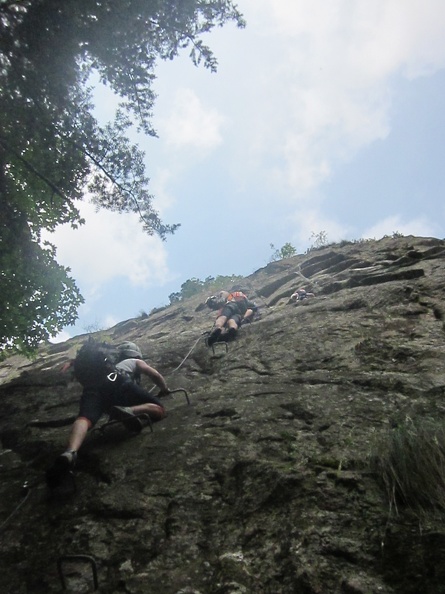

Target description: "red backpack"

left=227, top=291, right=247, bottom=303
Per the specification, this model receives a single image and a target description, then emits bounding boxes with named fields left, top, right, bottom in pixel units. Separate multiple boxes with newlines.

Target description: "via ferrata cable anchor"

left=57, top=554, right=98, bottom=591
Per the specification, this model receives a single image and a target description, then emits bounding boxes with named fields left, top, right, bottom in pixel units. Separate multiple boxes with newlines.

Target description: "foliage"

left=208, top=274, right=244, bottom=292
left=169, top=277, right=207, bottom=303
left=309, top=230, right=329, bottom=249
left=269, top=242, right=297, bottom=262
left=0, top=237, right=83, bottom=359
left=336, top=237, right=375, bottom=248
left=303, top=231, right=332, bottom=254
left=308, top=231, right=405, bottom=254
left=168, top=274, right=244, bottom=304
left=82, top=319, right=105, bottom=335
left=371, top=417, right=445, bottom=516
left=0, top=0, right=244, bottom=356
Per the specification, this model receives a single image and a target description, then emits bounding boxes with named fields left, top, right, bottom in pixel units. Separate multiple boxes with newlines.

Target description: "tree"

left=269, top=242, right=297, bottom=262
left=0, top=0, right=245, bottom=357
left=168, top=274, right=244, bottom=304
left=169, top=277, right=204, bottom=303
left=308, top=230, right=328, bottom=250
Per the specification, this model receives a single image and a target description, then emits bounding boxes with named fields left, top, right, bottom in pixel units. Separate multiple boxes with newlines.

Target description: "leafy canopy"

left=269, top=242, right=297, bottom=262
left=0, top=0, right=245, bottom=357
left=168, top=274, right=244, bottom=304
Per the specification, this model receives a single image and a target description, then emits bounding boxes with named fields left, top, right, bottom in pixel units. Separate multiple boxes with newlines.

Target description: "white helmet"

left=206, top=296, right=219, bottom=310
left=118, top=341, right=143, bottom=360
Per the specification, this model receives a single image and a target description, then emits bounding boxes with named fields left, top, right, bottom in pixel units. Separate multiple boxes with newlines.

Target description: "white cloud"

left=151, top=167, right=176, bottom=214
left=362, top=215, right=439, bottom=240
left=289, top=210, right=440, bottom=253
left=239, top=0, right=445, bottom=195
left=49, top=330, right=72, bottom=344
left=289, top=207, right=352, bottom=249
left=43, top=202, right=172, bottom=291
left=104, top=315, right=119, bottom=330
left=160, top=88, right=225, bottom=150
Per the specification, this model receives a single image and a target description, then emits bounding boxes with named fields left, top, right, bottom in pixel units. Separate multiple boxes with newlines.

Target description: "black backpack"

left=73, top=339, right=119, bottom=388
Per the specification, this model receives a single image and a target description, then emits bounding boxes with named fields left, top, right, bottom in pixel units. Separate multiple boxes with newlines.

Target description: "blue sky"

left=45, top=0, right=445, bottom=341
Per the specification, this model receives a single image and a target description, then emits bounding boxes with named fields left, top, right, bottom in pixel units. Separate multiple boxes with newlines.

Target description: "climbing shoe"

left=109, top=406, right=143, bottom=433
left=56, top=450, right=77, bottom=469
left=226, top=327, right=237, bottom=341
left=46, top=450, right=77, bottom=492
left=219, top=327, right=237, bottom=342
left=206, top=328, right=222, bottom=347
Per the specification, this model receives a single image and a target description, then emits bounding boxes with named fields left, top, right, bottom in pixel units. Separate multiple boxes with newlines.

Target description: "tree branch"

left=0, top=136, right=68, bottom=202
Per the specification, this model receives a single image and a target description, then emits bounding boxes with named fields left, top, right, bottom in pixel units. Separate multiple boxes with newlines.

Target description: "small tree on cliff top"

left=269, top=242, right=297, bottom=262
left=0, top=0, right=245, bottom=357
left=168, top=274, right=244, bottom=304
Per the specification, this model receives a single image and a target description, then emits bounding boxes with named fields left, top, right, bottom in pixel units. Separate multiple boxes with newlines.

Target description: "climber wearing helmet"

left=206, top=290, right=258, bottom=346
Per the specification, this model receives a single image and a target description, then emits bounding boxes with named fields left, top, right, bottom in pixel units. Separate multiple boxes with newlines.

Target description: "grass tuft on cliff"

left=371, top=416, right=445, bottom=515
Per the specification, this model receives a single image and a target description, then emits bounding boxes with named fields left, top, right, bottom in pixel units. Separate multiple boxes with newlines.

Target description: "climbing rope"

left=170, top=333, right=207, bottom=373
left=0, top=484, right=31, bottom=531
left=148, top=332, right=207, bottom=393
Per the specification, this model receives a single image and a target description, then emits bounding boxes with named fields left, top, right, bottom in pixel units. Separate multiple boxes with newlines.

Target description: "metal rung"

left=211, top=342, right=229, bottom=355
left=167, top=388, right=190, bottom=405
left=94, top=412, right=153, bottom=434
left=57, top=554, right=98, bottom=591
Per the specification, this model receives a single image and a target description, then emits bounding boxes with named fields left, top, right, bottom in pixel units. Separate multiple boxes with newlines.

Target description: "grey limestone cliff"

left=2, top=235, right=445, bottom=593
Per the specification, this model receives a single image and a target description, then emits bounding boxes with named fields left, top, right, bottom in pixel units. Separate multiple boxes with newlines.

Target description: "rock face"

left=2, top=235, right=445, bottom=593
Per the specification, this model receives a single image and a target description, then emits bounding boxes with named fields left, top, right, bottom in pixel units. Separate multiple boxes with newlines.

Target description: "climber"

left=291, top=287, right=315, bottom=302
left=205, top=290, right=258, bottom=346
left=46, top=340, right=170, bottom=484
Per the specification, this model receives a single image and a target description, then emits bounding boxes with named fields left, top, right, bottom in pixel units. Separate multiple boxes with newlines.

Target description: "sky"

left=45, top=0, right=445, bottom=342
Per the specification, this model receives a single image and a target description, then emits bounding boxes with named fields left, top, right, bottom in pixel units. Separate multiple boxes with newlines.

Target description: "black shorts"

left=117, top=381, right=164, bottom=409
left=220, top=301, right=247, bottom=320
left=79, top=380, right=164, bottom=426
